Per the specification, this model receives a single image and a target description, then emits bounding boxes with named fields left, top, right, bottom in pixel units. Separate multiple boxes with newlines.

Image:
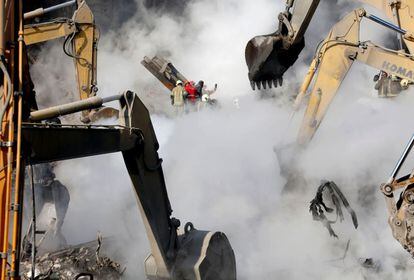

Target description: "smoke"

left=29, top=0, right=414, bottom=279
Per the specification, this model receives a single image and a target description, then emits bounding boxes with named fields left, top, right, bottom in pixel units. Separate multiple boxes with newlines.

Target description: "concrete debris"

left=21, top=238, right=125, bottom=279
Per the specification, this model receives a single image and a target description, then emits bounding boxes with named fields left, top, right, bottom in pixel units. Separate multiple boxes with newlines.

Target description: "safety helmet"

left=202, top=94, right=209, bottom=102
left=176, top=80, right=183, bottom=86
left=401, top=79, right=409, bottom=89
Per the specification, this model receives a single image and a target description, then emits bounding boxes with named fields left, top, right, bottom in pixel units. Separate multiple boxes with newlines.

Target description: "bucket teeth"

left=250, top=79, right=282, bottom=91
left=278, top=78, right=283, bottom=87
left=250, top=81, right=256, bottom=90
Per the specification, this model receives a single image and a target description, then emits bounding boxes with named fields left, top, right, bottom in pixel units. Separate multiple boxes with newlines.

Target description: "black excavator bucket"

left=245, top=0, right=321, bottom=90
left=245, top=33, right=305, bottom=90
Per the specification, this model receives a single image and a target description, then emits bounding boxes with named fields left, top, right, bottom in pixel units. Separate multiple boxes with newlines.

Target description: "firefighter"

left=374, top=71, right=403, bottom=97
left=171, top=80, right=186, bottom=115
left=184, top=81, right=198, bottom=102
left=195, top=80, right=204, bottom=97
left=198, top=82, right=218, bottom=111
left=184, top=80, right=200, bottom=113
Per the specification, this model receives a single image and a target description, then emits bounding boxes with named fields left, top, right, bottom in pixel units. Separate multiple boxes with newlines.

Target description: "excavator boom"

left=23, top=0, right=116, bottom=122
left=296, top=8, right=414, bottom=144
left=380, top=134, right=414, bottom=256
left=24, top=0, right=98, bottom=101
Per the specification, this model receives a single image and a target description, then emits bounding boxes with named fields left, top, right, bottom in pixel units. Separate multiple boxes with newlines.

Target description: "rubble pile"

left=21, top=240, right=124, bottom=280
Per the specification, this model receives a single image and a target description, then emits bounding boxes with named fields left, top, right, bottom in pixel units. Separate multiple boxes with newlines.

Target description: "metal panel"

left=21, top=124, right=138, bottom=164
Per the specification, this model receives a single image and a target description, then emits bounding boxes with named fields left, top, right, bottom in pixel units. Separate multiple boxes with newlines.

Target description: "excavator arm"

left=23, top=21, right=77, bottom=45
left=294, top=8, right=414, bottom=145
left=19, top=92, right=237, bottom=280
left=23, top=0, right=108, bottom=122
left=380, top=134, right=414, bottom=257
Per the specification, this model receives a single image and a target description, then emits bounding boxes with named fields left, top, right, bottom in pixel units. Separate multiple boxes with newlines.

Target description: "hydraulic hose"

left=0, top=58, right=13, bottom=133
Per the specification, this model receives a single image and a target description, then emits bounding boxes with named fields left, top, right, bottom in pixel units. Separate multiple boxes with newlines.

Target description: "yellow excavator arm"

left=23, top=0, right=101, bottom=121
left=295, top=8, right=414, bottom=145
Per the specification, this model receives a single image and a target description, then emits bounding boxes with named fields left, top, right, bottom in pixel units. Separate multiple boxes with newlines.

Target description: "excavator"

left=23, top=0, right=118, bottom=123
left=246, top=0, right=414, bottom=260
left=245, top=0, right=414, bottom=145
left=293, top=7, right=414, bottom=144
left=0, top=1, right=236, bottom=279
left=380, top=134, right=414, bottom=257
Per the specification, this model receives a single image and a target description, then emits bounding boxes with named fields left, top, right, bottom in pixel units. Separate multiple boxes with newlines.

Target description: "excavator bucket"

left=141, top=56, right=189, bottom=91
left=245, top=33, right=305, bottom=90
left=246, top=0, right=322, bottom=90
